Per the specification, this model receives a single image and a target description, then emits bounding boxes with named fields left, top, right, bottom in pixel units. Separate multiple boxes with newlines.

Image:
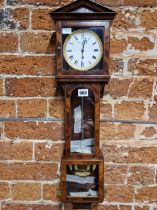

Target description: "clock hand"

left=81, top=38, right=87, bottom=67
left=81, top=40, right=85, bottom=67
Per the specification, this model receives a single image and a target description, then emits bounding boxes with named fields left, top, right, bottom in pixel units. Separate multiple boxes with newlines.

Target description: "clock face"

left=63, top=29, right=103, bottom=71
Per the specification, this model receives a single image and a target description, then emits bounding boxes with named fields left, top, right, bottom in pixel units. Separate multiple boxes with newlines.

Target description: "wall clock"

left=50, top=0, right=116, bottom=209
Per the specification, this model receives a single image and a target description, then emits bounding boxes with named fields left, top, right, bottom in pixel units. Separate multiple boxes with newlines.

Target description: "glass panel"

left=66, top=164, right=98, bottom=197
left=71, top=88, right=95, bottom=155
left=62, top=27, right=104, bottom=71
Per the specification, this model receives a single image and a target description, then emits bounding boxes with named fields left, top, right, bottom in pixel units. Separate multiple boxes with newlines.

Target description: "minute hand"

left=81, top=39, right=87, bottom=67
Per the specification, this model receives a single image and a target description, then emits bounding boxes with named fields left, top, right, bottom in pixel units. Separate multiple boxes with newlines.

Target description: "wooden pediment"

left=50, top=0, right=116, bottom=21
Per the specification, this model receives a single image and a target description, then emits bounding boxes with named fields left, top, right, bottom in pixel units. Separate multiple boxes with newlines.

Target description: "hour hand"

left=81, top=60, right=84, bottom=68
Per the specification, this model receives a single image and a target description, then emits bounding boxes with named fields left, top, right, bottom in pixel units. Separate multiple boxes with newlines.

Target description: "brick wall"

left=0, top=0, right=157, bottom=209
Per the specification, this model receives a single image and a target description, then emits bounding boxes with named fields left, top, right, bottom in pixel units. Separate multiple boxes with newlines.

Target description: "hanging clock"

left=50, top=0, right=116, bottom=209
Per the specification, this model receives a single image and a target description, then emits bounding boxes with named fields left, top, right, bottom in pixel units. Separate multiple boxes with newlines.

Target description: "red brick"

left=49, top=98, right=64, bottom=119
left=100, top=102, right=112, bottom=120
left=102, top=144, right=157, bottom=164
left=92, top=204, right=118, bottom=210
left=4, top=121, right=64, bottom=140
left=0, top=0, right=4, bottom=6
left=0, top=55, right=54, bottom=75
left=106, top=78, right=132, bottom=98
left=0, top=79, right=4, bottom=96
left=129, top=78, right=153, bottom=99
left=100, top=122, right=135, bottom=140
left=0, top=33, right=18, bottom=52
left=0, top=183, right=10, bottom=199
left=96, top=0, right=123, bottom=6
left=119, top=206, right=132, bottom=210
left=0, top=163, right=58, bottom=180
left=0, top=142, right=32, bottom=160
left=105, top=185, right=133, bottom=202
left=109, top=59, right=124, bottom=75
left=20, top=32, right=53, bottom=53
left=135, top=187, right=157, bottom=203
left=12, top=183, right=40, bottom=200
left=140, top=11, right=157, bottom=30
left=118, top=123, right=136, bottom=139
left=142, top=127, right=157, bottom=138
left=0, top=100, right=15, bottom=118
left=35, top=143, right=64, bottom=161
left=11, top=8, right=29, bottom=29
left=112, top=36, right=154, bottom=55
left=124, top=0, right=157, bottom=6
left=17, top=99, right=47, bottom=117
left=10, top=0, right=60, bottom=6
left=148, top=103, right=157, bottom=121
left=110, top=39, right=127, bottom=54
left=128, top=58, right=157, bottom=76
left=100, top=122, right=116, bottom=140
left=112, top=10, right=139, bottom=30
left=60, top=0, right=74, bottom=6
left=43, top=183, right=60, bottom=201
left=1, top=204, right=62, bottom=210
left=114, top=101, right=145, bottom=120
left=0, top=123, right=3, bottom=139
left=32, top=9, right=55, bottom=30
left=127, top=166, right=155, bottom=185
left=104, top=164, right=128, bottom=184
left=134, top=207, right=149, bottom=210
left=5, top=78, right=56, bottom=97
left=128, top=37, right=154, bottom=51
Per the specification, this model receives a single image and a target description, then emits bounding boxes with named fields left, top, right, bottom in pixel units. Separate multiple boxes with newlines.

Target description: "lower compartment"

left=61, top=155, right=104, bottom=203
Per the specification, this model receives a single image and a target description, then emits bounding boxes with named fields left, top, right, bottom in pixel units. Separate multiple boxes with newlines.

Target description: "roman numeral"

left=67, top=50, right=72, bottom=52
left=92, top=55, right=96, bottom=59
left=74, top=36, right=78, bottom=40
left=94, top=49, right=99, bottom=52
left=74, top=60, right=78, bottom=65
left=69, top=55, right=74, bottom=60
left=69, top=43, right=73, bottom=45
left=92, top=42, right=96, bottom=45
left=81, top=34, right=85, bottom=39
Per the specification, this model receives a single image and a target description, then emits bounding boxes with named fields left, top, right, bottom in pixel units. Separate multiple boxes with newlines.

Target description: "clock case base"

left=64, top=202, right=97, bottom=210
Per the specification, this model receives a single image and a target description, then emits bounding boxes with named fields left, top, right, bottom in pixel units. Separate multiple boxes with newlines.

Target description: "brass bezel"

left=63, top=29, right=103, bottom=71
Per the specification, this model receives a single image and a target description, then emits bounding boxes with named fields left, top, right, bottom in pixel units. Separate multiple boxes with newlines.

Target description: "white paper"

left=74, top=106, right=81, bottom=122
left=74, top=105, right=82, bottom=133
left=71, top=138, right=94, bottom=147
left=74, top=121, right=81, bottom=134
left=71, top=147, right=92, bottom=154
left=62, top=28, right=72, bottom=34
left=78, top=89, right=89, bottom=97
left=67, top=174, right=95, bottom=184
left=71, top=138, right=94, bottom=154
left=70, top=189, right=98, bottom=197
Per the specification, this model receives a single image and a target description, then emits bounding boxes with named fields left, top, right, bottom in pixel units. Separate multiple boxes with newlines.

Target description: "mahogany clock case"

left=50, top=0, right=117, bottom=207
left=56, top=21, right=110, bottom=82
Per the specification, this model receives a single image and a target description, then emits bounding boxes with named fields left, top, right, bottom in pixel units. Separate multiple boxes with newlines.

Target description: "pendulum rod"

left=81, top=94, right=84, bottom=152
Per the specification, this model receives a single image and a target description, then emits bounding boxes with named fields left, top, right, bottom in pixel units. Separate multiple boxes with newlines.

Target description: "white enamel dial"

left=63, top=29, right=103, bottom=71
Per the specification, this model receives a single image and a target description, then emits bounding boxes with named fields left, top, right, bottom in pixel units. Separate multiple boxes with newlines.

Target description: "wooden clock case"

left=50, top=0, right=116, bottom=209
